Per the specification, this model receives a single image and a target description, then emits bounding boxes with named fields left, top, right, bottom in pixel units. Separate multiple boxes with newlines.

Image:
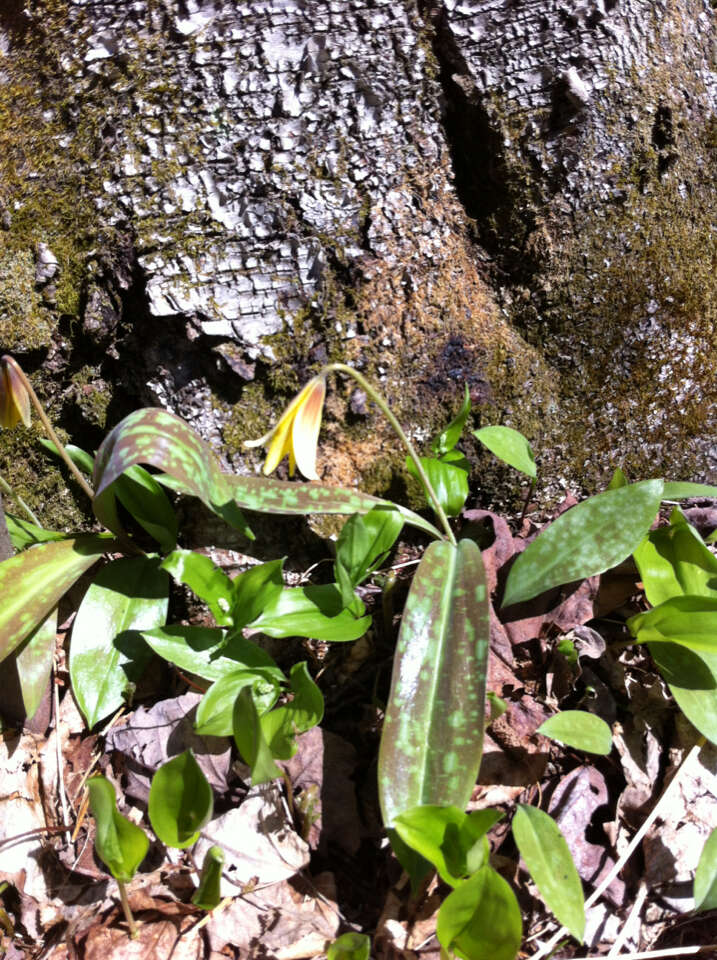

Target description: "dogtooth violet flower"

left=0, top=356, right=31, bottom=429
left=244, top=375, right=326, bottom=480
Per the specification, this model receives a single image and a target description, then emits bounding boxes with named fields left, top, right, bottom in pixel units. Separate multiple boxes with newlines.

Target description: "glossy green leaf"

left=114, top=465, right=178, bottom=553
left=5, top=513, right=67, bottom=550
left=161, top=550, right=235, bottom=626
left=40, top=439, right=94, bottom=475
left=260, top=662, right=324, bottom=760
left=230, top=558, right=284, bottom=630
left=662, top=481, right=717, bottom=500
left=633, top=509, right=717, bottom=606
left=436, top=865, right=522, bottom=960
left=70, top=556, right=169, bottom=728
left=93, top=408, right=253, bottom=542
left=87, top=776, right=149, bottom=883
left=195, top=669, right=281, bottom=736
left=327, top=932, right=371, bottom=960
left=503, top=480, right=664, bottom=607
left=250, top=585, right=371, bottom=643
left=512, top=805, right=585, bottom=942
left=694, top=827, right=717, bottom=911
left=648, top=642, right=717, bottom=744
left=378, top=538, right=490, bottom=827
left=537, top=711, right=612, bottom=755
left=473, top=425, right=536, bottom=479
left=407, top=452, right=470, bottom=518
left=12, top=607, right=56, bottom=719
left=334, top=506, right=403, bottom=607
left=233, top=686, right=282, bottom=784
left=606, top=467, right=628, bottom=490
left=0, top=535, right=113, bottom=664
left=148, top=749, right=213, bottom=848
left=141, top=625, right=278, bottom=681
left=192, top=845, right=225, bottom=911
left=628, top=596, right=717, bottom=653
left=393, top=805, right=502, bottom=887
left=431, top=384, right=471, bottom=456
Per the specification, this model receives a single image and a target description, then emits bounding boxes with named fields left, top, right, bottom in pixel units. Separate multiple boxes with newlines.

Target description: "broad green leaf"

left=192, top=845, right=225, bottom=911
left=93, top=408, right=253, bottom=542
left=327, top=932, right=371, bottom=960
left=0, top=535, right=113, bottom=664
left=406, top=452, right=470, bottom=518
left=161, top=550, right=235, bottom=626
left=231, top=558, right=284, bottom=630
left=250, top=585, right=371, bottom=643
left=225, top=474, right=443, bottom=541
left=694, top=827, right=717, bottom=911
left=662, top=481, right=717, bottom=500
left=194, top=669, right=281, bottom=736
left=334, top=507, right=403, bottom=607
left=40, top=439, right=94, bottom=475
left=87, top=776, right=149, bottom=883
left=148, top=749, right=213, bottom=848
left=503, top=480, right=664, bottom=607
left=431, top=384, right=471, bottom=456
left=649, top=642, right=717, bottom=744
left=260, top=662, right=324, bottom=759
left=436, top=865, right=522, bottom=960
left=628, top=596, right=717, bottom=653
left=537, top=711, right=613, bottom=755
left=12, top=607, right=56, bottom=719
left=233, top=686, right=282, bottom=784
left=606, top=467, right=628, bottom=490
left=141, top=625, right=278, bottom=681
left=5, top=513, right=67, bottom=550
left=708, top=528, right=717, bottom=545
left=473, top=425, right=536, bottom=479
left=114, top=465, right=178, bottom=553
left=378, top=539, right=490, bottom=827
left=70, top=556, right=169, bottom=728
left=512, top=805, right=585, bottom=942
left=393, top=805, right=502, bottom=887
left=633, top=509, right=717, bottom=606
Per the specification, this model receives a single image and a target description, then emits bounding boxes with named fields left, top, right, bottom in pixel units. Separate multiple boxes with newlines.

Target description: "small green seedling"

left=192, top=845, right=225, bottom=911
left=538, top=711, right=613, bottom=755
left=327, top=932, right=371, bottom=960
left=148, top=749, right=213, bottom=848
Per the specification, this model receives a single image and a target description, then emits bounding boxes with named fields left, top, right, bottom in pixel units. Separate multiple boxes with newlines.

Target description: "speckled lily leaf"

left=93, top=408, right=254, bottom=542
left=0, top=535, right=113, bottom=664
left=503, top=479, right=664, bottom=607
left=378, top=538, right=489, bottom=827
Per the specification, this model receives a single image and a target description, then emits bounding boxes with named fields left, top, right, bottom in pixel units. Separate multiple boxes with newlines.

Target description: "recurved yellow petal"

left=0, top=357, right=31, bottom=429
left=246, top=375, right=326, bottom=481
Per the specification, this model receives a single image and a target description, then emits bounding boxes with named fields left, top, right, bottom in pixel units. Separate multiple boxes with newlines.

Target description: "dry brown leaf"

left=82, top=916, right=202, bottom=960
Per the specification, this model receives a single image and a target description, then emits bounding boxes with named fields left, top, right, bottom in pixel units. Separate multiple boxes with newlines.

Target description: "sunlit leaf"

left=230, top=558, right=284, bottom=630
left=334, top=506, right=403, bottom=607
left=260, top=662, right=324, bottom=759
left=87, top=776, right=149, bottom=883
left=436, top=865, right=522, bottom=960
left=250, top=585, right=371, bottom=643
left=148, top=749, right=213, bottom=849
left=113, top=465, right=178, bottom=553
left=161, top=550, right=235, bottom=626
left=141, top=625, right=278, bottom=681
left=694, top=827, right=717, bottom=911
left=431, top=384, right=471, bottom=457
left=473, top=425, right=536, bottom=479
left=662, top=481, right=717, bottom=500
left=633, top=508, right=717, bottom=606
left=648, top=642, right=717, bottom=745
left=12, top=607, right=56, bottom=719
left=406, top=452, right=470, bottom=517
left=628, top=596, right=717, bottom=653
left=4, top=513, right=67, bottom=550
left=194, top=668, right=281, bottom=736
left=192, top=845, right=225, bottom=911
left=537, top=711, right=612, bottom=755
left=233, top=686, right=281, bottom=784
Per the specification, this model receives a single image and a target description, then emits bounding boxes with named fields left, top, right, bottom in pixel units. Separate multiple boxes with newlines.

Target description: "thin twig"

left=596, top=947, right=717, bottom=960
left=607, top=880, right=648, bottom=957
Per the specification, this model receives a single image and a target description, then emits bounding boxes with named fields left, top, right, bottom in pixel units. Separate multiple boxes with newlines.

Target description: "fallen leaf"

left=82, top=916, right=202, bottom=960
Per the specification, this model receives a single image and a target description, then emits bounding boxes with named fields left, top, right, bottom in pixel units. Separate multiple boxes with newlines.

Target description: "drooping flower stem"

left=2, top=357, right=95, bottom=502
left=323, top=363, right=457, bottom=546
left=0, top=475, right=40, bottom=526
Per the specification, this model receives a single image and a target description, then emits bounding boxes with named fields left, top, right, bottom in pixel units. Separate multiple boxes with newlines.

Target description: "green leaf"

left=473, top=425, right=536, bottom=479
left=334, top=507, right=403, bottom=607
left=161, top=550, right=235, bottom=626
left=260, top=662, right=324, bottom=760
left=93, top=408, right=253, bottom=543
left=628, top=596, right=717, bottom=653
left=393, top=805, right=502, bottom=887
left=378, top=539, right=490, bottom=827
left=431, top=384, right=471, bottom=457
left=230, top=558, right=285, bottom=631
left=606, top=467, right=628, bottom=490
left=141, top=625, right=279, bottom=681
left=503, top=480, right=664, bottom=607
left=195, top=669, right=281, bottom=736
left=406, top=452, right=470, bottom=518
left=648, top=642, right=717, bottom=744
left=0, top=535, right=113, bottom=665
left=233, top=686, right=282, bottom=784
left=148, top=749, right=213, bottom=848
left=436, top=865, right=522, bottom=960
left=327, top=932, right=371, bottom=960
left=12, top=607, right=57, bottom=719
left=87, top=776, right=149, bottom=883
left=537, top=711, right=613, bottom=755
left=250, top=584, right=371, bottom=643
left=40, top=439, right=95, bottom=475
left=4, top=513, right=68, bottom=550
left=192, top=845, right=225, bottom=911
left=512, top=805, right=585, bottom=941
left=694, top=827, right=717, bottom=911
left=70, top=556, right=169, bottom=728
left=113, top=464, right=178, bottom=553
left=633, top=509, right=717, bottom=606
left=662, top=481, right=717, bottom=500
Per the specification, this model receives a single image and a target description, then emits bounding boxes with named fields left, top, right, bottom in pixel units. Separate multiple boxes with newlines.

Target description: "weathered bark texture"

left=0, top=0, right=714, bottom=526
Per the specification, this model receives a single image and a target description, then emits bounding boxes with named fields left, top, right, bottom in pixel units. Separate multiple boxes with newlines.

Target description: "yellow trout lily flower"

left=245, top=375, right=326, bottom=480
left=0, top=356, right=31, bottom=429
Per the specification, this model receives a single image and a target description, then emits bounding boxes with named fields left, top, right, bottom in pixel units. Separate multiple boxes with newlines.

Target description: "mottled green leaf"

left=0, top=535, right=113, bottom=664
left=662, top=481, right=717, bottom=500
left=88, top=776, right=149, bottom=883
left=512, top=805, right=585, bottom=941
left=649, top=642, right=717, bottom=744
left=327, top=932, right=371, bottom=960
left=70, top=556, right=169, bottom=728
left=473, top=425, right=536, bottom=479
left=148, top=749, right=213, bottom=849
left=195, top=668, right=281, bottom=736
left=141, top=625, right=278, bottom=681
left=628, top=596, right=717, bottom=653
left=5, top=513, right=68, bottom=550
left=334, top=506, right=403, bottom=606
left=192, top=845, right=225, bottom=911
left=503, top=480, right=663, bottom=607
left=12, top=607, right=56, bottom=719
left=233, top=686, right=282, bottom=784
left=250, top=585, right=371, bottom=643
left=436, top=865, right=522, bottom=960
left=431, top=384, right=471, bottom=456
left=633, top=508, right=717, bottom=606
left=378, top=538, right=490, bottom=827
left=694, top=827, right=717, bottom=911
left=161, top=550, right=235, bottom=626
left=537, top=711, right=613, bottom=755
left=260, top=662, right=324, bottom=759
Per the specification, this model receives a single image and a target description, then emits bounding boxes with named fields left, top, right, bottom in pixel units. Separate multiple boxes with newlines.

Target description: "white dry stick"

left=607, top=880, right=648, bottom=957
left=529, top=740, right=705, bottom=960
left=598, top=947, right=717, bottom=960
left=53, top=660, right=72, bottom=846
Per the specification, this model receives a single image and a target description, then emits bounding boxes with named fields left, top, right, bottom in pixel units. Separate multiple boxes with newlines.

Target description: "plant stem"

left=117, top=879, right=138, bottom=939
left=0, top=475, right=41, bottom=526
left=3, top=357, right=95, bottom=502
left=323, top=363, right=457, bottom=546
